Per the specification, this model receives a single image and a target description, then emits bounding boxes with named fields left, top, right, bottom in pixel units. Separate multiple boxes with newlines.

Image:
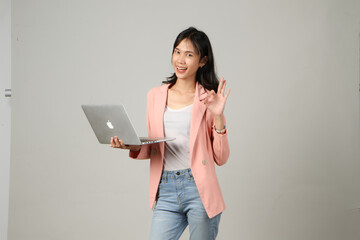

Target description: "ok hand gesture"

left=202, top=77, right=230, bottom=117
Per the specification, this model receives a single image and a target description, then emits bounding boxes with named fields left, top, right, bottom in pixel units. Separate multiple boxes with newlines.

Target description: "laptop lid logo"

left=107, top=120, right=114, bottom=129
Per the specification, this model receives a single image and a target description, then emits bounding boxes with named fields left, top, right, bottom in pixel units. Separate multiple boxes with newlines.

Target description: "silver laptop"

left=81, top=104, right=175, bottom=145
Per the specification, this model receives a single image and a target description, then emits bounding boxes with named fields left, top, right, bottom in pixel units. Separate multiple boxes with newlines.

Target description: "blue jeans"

left=149, top=169, right=221, bottom=240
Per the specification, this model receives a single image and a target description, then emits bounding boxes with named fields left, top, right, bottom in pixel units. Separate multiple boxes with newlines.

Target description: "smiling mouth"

left=177, top=66, right=187, bottom=70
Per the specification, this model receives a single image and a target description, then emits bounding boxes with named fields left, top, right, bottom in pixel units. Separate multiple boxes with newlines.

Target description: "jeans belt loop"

left=186, top=168, right=191, bottom=180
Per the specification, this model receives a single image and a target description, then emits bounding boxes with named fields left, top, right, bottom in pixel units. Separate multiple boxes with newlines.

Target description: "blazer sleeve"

left=129, top=90, right=153, bottom=160
left=211, top=119, right=230, bottom=166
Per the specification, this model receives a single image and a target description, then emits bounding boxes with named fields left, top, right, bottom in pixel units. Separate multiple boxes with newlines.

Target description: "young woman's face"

left=172, top=38, right=206, bottom=82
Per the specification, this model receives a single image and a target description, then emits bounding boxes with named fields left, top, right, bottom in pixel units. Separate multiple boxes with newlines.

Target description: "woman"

left=110, top=27, right=230, bottom=240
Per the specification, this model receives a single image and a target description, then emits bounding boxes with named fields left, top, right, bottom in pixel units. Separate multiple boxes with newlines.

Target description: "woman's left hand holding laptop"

left=110, top=136, right=142, bottom=151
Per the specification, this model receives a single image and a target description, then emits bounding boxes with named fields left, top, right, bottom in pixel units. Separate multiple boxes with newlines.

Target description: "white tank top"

left=163, top=104, right=193, bottom=171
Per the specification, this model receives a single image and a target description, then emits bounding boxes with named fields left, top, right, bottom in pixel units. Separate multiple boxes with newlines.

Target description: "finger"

left=217, top=77, right=224, bottom=94
left=202, top=97, right=208, bottom=105
left=220, top=80, right=226, bottom=95
left=200, top=91, right=208, bottom=98
left=224, top=88, right=231, bottom=99
left=202, top=90, right=214, bottom=105
left=111, top=137, right=116, bottom=147
left=119, top=139, right=130, bottom=149
left=208, top=91, right=216, bottom=101
left=208, top=90, right=215, bottom=97
left=114, top=136, right=121, bottom=148
left=118, top=139, right=124, bottom=148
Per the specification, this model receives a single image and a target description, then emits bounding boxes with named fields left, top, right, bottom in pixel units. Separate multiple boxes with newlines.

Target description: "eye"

left=186, top=53, right=193, bottom=57
left=174, top=50, right=180, bottom=54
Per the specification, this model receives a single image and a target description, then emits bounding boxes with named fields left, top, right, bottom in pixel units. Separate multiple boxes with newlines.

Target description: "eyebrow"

left=174, top=47, right=195, bottom=54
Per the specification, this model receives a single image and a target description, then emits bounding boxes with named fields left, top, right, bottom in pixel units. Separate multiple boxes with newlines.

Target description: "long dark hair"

left=163, top=27, right=219, bottom=92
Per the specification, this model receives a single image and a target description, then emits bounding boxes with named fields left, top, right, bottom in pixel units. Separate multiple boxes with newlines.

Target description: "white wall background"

left=0, top=0, right=11, bottom=239
left=8, top=0, right=360, bottom=239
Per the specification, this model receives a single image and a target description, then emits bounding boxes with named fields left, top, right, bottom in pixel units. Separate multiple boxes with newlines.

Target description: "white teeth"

left=177, top=67, right=187, bottom=70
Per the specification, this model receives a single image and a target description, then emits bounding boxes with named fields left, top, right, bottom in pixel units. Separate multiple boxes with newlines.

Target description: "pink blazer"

left=129, top=82, right=230, bottom=218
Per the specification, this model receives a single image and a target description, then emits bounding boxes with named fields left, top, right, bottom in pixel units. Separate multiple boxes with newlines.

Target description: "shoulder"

left=147, top=84, right=169, bottom=99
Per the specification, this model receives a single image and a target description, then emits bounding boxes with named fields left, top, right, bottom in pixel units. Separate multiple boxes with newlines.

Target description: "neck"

left=173, top=79, right=196, bottom=93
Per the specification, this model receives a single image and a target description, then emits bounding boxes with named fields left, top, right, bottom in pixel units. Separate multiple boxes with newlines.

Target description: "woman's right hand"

left=110, top=136, right=142, bottom=151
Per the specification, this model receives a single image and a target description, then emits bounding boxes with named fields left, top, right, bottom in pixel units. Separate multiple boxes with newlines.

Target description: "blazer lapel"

left=190, top=82, right=207, bottom=157
left=154, top=84, right=169, bottom=157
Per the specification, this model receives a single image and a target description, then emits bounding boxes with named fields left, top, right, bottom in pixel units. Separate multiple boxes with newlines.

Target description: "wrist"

left=214, top=113, right=224, bottom=120
left=214, top=114, right=225, bottom=131
left=215, top=125, right=226, bottom=134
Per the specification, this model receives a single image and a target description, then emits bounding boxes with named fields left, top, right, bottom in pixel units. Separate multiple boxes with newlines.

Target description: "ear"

left=199, top=56, right=208, bottom=68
